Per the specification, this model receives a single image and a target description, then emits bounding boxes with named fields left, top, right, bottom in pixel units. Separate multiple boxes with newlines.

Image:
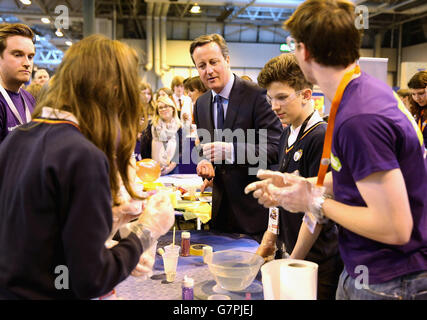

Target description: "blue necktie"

left=215, top=95, right=224, bottom=130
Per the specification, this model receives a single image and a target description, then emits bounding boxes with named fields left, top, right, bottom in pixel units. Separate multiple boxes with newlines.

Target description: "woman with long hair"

left=0, top=34, right=174, bottom=299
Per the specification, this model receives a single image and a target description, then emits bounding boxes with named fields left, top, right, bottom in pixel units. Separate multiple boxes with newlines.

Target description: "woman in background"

left=150, top=95, right=182, bottom=175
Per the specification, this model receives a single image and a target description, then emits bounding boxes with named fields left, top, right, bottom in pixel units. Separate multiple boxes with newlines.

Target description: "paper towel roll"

left=261, top=259, right=318, bottom=300
left=280, top=259, right=318, bottom=300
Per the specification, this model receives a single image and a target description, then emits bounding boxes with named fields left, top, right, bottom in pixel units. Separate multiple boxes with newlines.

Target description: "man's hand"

left=200, top=178, right=213, bottom=193
left=196, top=159, right=215, bottom=180
left=202, top=142, right=233, bottom=164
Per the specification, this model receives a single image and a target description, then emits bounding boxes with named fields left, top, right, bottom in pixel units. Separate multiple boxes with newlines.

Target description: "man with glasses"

left=246, top=0, right=427, bottom=300
left=253, top=53, right=342, bottom=300
left=408, top=71, right=426, bottom=144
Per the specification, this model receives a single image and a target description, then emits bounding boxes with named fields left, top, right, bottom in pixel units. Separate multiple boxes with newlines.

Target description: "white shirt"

left=211, top=73, right=234, bottom=129
left=288, top=109, right=324, bottom=147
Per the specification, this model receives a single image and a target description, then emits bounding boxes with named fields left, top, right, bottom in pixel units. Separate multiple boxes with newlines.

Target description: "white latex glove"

left=136, top=191, right=175, bottom=239
left=131, top=242, right=157, bottom=278
left=265, top=172, right=325, bottom=214
left=202, top=142, right=234, bottom=164
left=244, top=170, right=290, bottom=208
left=196, top=159, right=215, bottom=179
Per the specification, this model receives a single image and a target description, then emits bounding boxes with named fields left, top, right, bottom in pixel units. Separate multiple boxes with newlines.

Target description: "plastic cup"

left=164, top=244, right=180, bottom=255
left=208, top=294, right=231, bottom=300
left=162, top=251, right=179, bottom=282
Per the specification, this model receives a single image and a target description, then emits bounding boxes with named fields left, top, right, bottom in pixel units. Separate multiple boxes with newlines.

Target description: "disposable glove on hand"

left=244, top=170, right=290, bottom=208
left=120, top=192, right=175, bottom=250
left=202, top=142, right=233, bottom=164
left=266, top=172, right=326, bottom=215
left=131, top=241, right=157, bottom=278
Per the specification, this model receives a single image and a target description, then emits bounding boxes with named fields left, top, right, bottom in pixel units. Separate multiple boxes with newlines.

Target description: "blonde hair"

left=33, top=34, right=144, bottom=204
left=152, top=95, right=181, bottom=128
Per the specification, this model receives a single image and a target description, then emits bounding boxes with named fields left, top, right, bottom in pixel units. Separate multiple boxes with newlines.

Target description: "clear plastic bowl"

left=207, top=250, right=264, bottom=291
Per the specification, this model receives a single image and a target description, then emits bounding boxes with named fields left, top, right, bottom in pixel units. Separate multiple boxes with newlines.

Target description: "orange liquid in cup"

left=136, top=159, right=161, bottom=183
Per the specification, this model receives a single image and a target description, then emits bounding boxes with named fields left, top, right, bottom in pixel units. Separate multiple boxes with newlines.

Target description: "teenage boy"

left=255, top=53, right=342, bottom=300
left=246, top=0, right=427, bottom=300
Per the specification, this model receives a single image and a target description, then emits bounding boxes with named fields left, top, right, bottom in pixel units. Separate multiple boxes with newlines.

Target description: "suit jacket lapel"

left=199, top=91, right=215, bottom=142
left=224, top=75, right=242, bottom=130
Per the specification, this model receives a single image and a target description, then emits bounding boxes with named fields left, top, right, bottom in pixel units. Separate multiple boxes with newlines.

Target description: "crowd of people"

left=0, top=0, right=425, bottom=300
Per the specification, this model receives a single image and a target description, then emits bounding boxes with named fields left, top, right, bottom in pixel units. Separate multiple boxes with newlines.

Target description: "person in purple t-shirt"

left=247, top=0, right=427, bottom=300
left=0, top=23, right=36, bottom=143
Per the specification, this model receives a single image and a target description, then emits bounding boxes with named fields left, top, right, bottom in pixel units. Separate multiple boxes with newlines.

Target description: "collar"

left=212, top=73, right=235, bottom=101
left=41, top=106, right=79, bottom=126
left=290, top=109, right=324, bottom=134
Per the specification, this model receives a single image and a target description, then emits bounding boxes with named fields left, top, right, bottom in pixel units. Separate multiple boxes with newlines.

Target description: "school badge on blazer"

left=293, top=149, right=303, bottom=162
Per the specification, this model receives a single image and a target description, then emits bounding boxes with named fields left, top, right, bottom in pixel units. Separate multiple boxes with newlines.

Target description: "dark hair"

left=0, top=23, right=35, bottom=56
left=171, top=75, right=185, bottom=91
left=396, top=88, right=410, bottom=98
left=258, top=53, right=313, bottom=91
left=408, top=71, right=427, bottom=90
left=189, top=33, right=229, bottom=64
left=183, top=76, right=207, bottom=93
left=283, top=0, right=361, bottom=67
left=407, top=71, right=427, bottom=120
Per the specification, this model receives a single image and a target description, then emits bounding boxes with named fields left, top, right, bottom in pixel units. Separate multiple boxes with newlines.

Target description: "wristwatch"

left=311, top=195, right=330, bottom=224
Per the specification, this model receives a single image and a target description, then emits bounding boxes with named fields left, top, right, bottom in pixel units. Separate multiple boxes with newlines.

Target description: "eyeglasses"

left=266, top=90, right=303, bottom=106
left=286, top=36, right=297, bottom=53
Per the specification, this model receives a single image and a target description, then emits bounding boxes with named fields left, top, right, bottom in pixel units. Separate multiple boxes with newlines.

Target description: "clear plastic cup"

left=164, top=244, right=181, bottom=255
left=162, top=251, right=179, bottom=282
left=208, top=294, right=231, bottom=300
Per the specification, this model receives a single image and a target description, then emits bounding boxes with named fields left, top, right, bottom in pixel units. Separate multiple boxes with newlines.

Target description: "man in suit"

left=189, top=34, right=283, bottom=240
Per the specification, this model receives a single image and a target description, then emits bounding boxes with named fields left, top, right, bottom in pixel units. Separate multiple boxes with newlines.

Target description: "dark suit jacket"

left=193, top=75, right=283, bottom=237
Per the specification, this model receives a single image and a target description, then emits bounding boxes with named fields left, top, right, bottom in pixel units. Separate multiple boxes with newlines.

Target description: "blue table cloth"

left=114, top=230, right=264, bottom=300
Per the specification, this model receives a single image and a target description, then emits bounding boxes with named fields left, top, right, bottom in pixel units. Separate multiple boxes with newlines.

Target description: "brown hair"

left=283, top=0, right=361, bottom=67
left=189, top=33, right=229, bottom=64
left=171, top=76, right=185, bottom=91
left=0, top=23, right=35, bottom=56
left=33, top=34, right=144, bottom=205
left=25, top=82, right=43, bottom=101
left=407, top=71, right=427, bottom=120
left=183, top=76, right=207, bottom=93
left=396, top=88, right=410, bottom=98
left=139, top=81, right=154, bottom=117
left=258, top=53, right=313, bottom=91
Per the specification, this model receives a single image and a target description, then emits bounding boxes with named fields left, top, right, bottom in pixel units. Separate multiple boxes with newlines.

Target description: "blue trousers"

left=336, top=268, right=427, bottom=300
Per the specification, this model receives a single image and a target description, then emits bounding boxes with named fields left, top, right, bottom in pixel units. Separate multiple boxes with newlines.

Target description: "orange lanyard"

left=419, top=110, right=426, bottom=133
left=316, top=65, right=360, bottom=187
left=33, top=118, right=81, bottom=131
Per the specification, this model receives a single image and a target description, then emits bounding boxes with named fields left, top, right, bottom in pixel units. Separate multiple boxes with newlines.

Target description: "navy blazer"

left=193, top=75, right=283, bottom=237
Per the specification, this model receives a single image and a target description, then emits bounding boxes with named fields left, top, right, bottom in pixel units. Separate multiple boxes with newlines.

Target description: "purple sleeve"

left=337, top=114, right=400, bottom=182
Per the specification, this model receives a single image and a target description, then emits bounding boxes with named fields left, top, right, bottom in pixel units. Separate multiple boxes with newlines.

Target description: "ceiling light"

left=20, top=0, right=31, bottom=5
left=190, top=3, right=201, bottom=14
left=55, top=29, right=63, bottom=37
left=65, top=41, right=72, bottom=46
left=41, top=17, right=50, bottom=24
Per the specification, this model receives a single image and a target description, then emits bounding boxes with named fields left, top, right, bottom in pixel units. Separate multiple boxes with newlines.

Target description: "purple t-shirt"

left=0, top=88, right=35, bottom=143
left=331, top=72, right=427, bottom=284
